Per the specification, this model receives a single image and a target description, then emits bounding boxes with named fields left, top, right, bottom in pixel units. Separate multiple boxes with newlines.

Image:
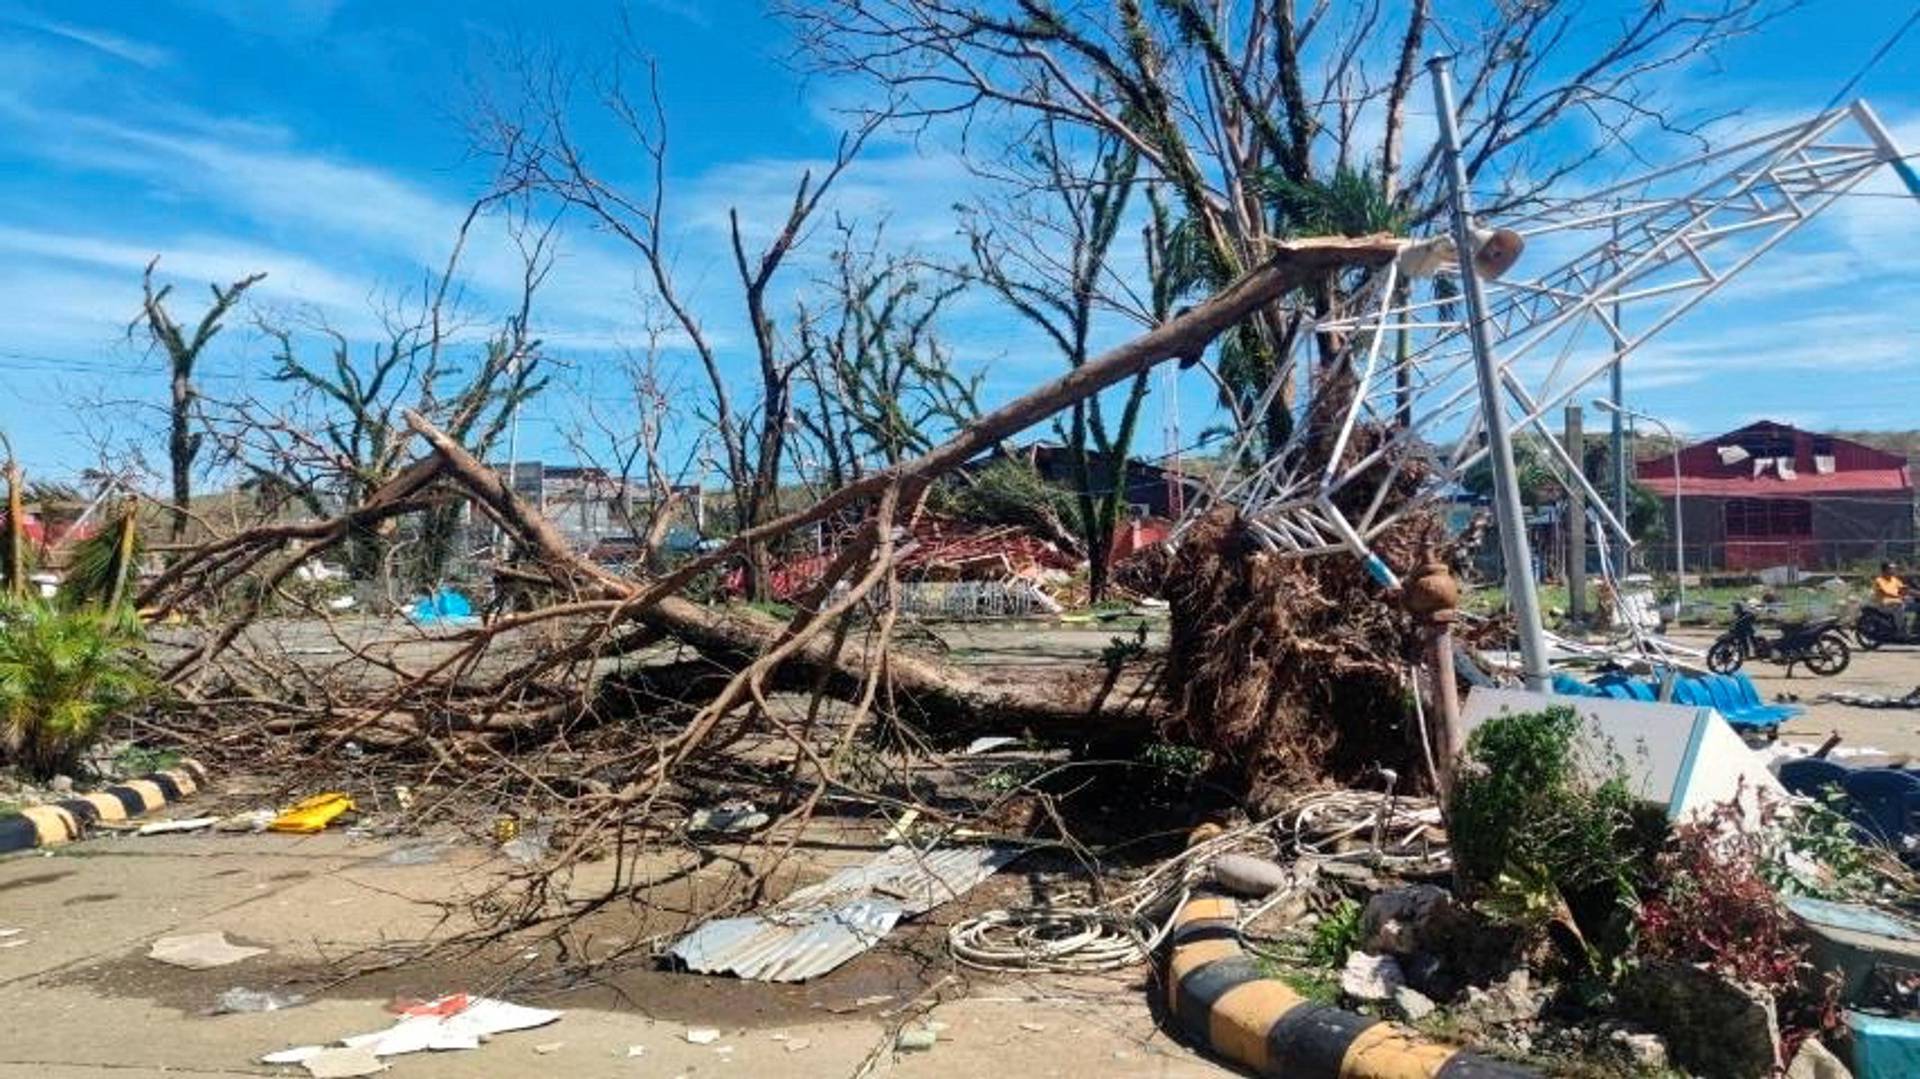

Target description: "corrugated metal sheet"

left=669, top=844, right=1018, bottom=982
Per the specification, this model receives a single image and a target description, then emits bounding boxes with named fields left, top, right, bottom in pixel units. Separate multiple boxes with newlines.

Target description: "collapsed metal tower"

left=1193, top=99, right=1920, bottom=594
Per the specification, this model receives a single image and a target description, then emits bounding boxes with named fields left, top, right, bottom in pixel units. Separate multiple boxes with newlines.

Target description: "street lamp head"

left=1592, top=397, right=1621, bottom=414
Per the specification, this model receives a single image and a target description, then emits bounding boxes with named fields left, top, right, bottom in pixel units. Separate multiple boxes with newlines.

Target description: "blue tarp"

left=409, top=588, right=475, bottom=626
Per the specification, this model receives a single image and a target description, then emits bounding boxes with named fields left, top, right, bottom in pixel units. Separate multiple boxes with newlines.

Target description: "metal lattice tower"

left=1190, top=100, right=1920, bottom=587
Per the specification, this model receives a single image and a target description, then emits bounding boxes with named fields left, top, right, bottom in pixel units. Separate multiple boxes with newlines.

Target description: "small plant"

left=113, top=744, right=183, bottom=777
left=0, top=602, right=147, bottom=779
left=1637, top=799, right=1841, bottom=1056
left=1761, top=788, right=1905, bottom=902
left=1447, top=706, right=1664, bottom=970
left=1100, top=623, right=1149, bottom=670
left=1305, top=897, right=1364, bottom=968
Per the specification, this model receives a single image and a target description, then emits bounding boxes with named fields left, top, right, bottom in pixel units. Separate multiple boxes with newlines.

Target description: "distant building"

left=497, top=462, right=701, bottom=550
left=1635, top=420, right=1914, bottom=571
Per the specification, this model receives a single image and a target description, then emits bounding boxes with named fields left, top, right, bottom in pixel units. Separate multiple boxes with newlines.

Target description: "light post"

left=1594, top=399, right=1684, bottom=615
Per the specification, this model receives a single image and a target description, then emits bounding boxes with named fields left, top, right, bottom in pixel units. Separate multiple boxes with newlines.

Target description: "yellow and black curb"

left=1165, top=891, right=1535, bottom=1078
left=0, top=760, right=209, bottom=855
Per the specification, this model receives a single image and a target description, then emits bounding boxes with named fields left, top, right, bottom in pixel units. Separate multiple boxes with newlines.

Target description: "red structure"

left=1636, top=421, right=1914, bottom=571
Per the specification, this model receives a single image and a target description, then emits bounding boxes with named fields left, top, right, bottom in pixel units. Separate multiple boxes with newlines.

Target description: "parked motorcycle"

left=1855, top=601, right=1920, bottom=650
left=1708, top=601, right=1850, bottom=676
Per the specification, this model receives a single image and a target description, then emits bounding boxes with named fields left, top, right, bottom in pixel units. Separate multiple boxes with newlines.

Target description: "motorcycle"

left=1854, top=600, right=1920, bottom=650
left=1708, top=601, right=1851, bottom=677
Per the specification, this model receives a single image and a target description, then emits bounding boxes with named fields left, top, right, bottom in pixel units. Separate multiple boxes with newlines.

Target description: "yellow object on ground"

left=269, top=792, right=355, bottom=834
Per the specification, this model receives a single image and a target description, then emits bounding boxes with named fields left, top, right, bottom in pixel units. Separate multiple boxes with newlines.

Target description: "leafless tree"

left=129, top=261, right=267, bottom=541
left=475, top=41, right=889, bottom=599
left=964, top=119, right=1184, bottom=600
left=781, top=0, right=1780, bottom=445
left=201, top=197, right=554, bottom=588
left=791, top=220, right=977, bottom=491
left=557, top=316, right=703, bottom=573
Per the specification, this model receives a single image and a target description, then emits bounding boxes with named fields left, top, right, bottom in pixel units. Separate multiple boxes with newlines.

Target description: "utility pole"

left=1430, top=55, right=1551, bottom=691
left=1565, top=404, right=1587, bottom=626
left=1610, top=220, right=1630, bottom=576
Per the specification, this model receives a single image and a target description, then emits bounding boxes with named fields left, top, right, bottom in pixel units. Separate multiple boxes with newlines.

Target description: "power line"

left=1826, top=4, right=1920, bottom=110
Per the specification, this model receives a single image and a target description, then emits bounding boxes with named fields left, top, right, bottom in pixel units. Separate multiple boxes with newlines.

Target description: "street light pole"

left=1595, top=400, right=1685, bottom=615
left=1430, top=55, right=1551, bottom=691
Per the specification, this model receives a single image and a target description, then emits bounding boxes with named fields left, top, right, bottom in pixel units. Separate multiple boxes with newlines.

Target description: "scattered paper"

left=0, top=928, right=22, bottom=938
left=302, top=1044, right=386, bottom=1078
left=148, top=931, right=267, bottom=970
left=136, top=816, right=220, bottom=836
left=265, top=995, right=560, bottom=1065
left=0, top=939, right=27, bottom=950
left=533, top=1042, right=563, bottom=1054
left=785, top=1038, right=812, bottom=1053
left=684, top=1028, right=721, bottom=1045
left=963, top=736, right=1020, bottom=755
left=625, top=1045, right=647, bottom=1057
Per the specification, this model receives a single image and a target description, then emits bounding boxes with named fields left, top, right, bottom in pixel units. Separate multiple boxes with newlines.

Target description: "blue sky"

left=0, top=1, right=1918, bottom=482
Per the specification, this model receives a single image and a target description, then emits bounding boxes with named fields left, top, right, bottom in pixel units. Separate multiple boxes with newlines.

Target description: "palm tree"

left=0, top=602, right=145, bottom=779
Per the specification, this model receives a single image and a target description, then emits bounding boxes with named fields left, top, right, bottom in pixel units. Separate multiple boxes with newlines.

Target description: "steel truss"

left=1192, top=100, right=1917, bottom=587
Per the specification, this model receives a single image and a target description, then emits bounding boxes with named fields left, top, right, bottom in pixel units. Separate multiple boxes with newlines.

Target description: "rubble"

left=1338, top=953, right=1405, bottom=1002
left=1622, top=962, right=1781, bottom=1079
left=1392, top=986, right=1437, bottom=1022
left=1359, top=884, right=1457, bottom=956
left=1785, top=1037, right=1851, bottom=1079
left=1454, top=969, right=1550, bottom=1031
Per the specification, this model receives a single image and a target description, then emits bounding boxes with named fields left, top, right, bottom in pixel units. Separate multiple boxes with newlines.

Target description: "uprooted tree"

left=141, top=240, right=1398, bottom=844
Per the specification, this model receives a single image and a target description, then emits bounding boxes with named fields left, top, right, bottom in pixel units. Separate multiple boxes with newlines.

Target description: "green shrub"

left=1448, top=706, right=1665, bottom=969
left=1306, top=897, right=1364, bottom=968
left=0, top=602, right=146, bottom=779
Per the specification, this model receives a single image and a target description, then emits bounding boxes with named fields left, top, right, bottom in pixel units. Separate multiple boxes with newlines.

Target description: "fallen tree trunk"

left=153, top=236, right=1399, bottom=741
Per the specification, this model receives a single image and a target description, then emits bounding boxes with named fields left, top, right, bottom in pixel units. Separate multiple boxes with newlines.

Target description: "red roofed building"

left=1637, top=421, right=1914, bottom=571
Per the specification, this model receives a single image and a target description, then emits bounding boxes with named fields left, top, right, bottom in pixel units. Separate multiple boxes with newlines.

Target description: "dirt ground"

left=0, top=827, right=1221, bottom=1078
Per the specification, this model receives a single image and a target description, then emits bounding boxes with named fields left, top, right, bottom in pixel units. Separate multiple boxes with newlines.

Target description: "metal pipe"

left=1429, top=54, right=1551, bottom=691
left=1611, top=217, right=1630, bottom=575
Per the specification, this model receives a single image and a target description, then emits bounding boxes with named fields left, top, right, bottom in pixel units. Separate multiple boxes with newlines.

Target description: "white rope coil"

left=947, top=907, right=1153, bottom=973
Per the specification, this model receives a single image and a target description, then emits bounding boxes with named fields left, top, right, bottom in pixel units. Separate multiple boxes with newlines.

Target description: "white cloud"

left=7, top=16, right=170, bottom=69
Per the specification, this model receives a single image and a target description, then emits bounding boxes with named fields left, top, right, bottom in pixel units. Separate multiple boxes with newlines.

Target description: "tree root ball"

left=1161, top=508, right=1448, bottom=806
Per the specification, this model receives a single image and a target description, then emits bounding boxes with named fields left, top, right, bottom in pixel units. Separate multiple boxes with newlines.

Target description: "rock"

left=1785, top=1037, right=1851, bottom=1079
left=1392, top=986, right=1436, bottom=1022
left=1360, top=885, right=1456, bottom=957
left=1210, top=853, right=1290, bottom=897
left=49, top=775, right=73, bottom=794
left=1621, top=962, right=1780, bottom=1079
left=1609, top=1029, right=1668, bottom=1071
left=1339, top=952, right=1405, bottom=1002
left=896, top=1028, right=938, bottom=1052
left=1455, top=969, right=1547, bottom=1030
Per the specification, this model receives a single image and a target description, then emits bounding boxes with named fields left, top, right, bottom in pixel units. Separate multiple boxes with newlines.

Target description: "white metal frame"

left=1190, top=100, right=1918, bottom=586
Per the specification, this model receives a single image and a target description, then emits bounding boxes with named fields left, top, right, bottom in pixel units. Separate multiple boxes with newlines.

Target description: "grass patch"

left=1254, top=955, right=1341, bottom=1004
left=113, top=745, right=183, bottom=776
